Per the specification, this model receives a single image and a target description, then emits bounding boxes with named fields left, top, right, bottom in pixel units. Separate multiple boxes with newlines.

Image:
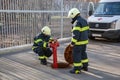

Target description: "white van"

left=87, top=0, right=120, bottom=41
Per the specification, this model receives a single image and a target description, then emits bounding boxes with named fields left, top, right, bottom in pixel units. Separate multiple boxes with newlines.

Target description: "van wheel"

left=89, top=36, right=95, bottom=40
left=117, top=36, right=120, bottom=42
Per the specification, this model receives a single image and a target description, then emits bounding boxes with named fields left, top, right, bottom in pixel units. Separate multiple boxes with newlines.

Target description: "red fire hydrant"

left=50, top=40, right=59, bottom=68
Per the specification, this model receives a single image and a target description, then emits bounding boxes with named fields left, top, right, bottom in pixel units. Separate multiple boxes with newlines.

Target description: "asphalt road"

left=0, top=39, right=120, bottom=80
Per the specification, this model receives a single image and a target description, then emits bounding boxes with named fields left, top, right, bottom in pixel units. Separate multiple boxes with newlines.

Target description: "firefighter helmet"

left=68, top=8, right=80, bottom=18
left=41, top=26, right=51, bottom=35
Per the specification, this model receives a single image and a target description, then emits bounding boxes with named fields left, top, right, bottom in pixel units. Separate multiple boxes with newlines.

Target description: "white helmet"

left=41, top=26, right=51, bottom=35
left=68, top=8, right=80, bottom=18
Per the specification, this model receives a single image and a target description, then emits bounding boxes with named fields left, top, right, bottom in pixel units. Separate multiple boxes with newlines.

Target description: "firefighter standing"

left=68, top=8, right=89, bottom=74
left=32, top=26, right=53, bottom=65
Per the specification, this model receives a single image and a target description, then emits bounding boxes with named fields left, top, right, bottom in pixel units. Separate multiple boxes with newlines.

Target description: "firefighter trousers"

left=33, top=47, right=52, bottom=58
left=72, top=45, right=88, bottom=70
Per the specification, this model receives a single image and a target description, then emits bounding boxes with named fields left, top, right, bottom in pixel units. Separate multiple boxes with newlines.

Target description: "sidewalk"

left=0, top=37, right=79, bottom=80
left=0, top=37, right=97, bottom=80
left=0, top=38, right=120, bottom=80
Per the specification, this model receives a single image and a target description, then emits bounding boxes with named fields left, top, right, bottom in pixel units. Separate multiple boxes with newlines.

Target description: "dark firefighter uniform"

left=32, top=33, right=52, bottom=65
left=71, top=15, right=89, bottom=73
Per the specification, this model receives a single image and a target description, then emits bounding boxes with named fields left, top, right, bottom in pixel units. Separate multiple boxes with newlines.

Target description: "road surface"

left=0, top=39, right=120, bottom=80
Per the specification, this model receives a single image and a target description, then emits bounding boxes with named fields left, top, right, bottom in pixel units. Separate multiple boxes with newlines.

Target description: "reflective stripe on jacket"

left=71, top=16, right=89, bottom=45
left=32, top=33, right=52, bottom=49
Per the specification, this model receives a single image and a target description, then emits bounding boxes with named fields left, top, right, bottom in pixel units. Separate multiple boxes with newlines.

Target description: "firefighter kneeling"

left=32, top=26, right=53, bottom=65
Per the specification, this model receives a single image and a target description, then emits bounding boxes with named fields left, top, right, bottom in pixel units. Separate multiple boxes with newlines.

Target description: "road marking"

left=83, top=71, right=103, bottom=79
left=89, top=64, right=120, bottom=76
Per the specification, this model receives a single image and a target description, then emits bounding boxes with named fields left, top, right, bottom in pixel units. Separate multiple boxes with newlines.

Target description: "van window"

left=94, top=2, right=120, bottom=15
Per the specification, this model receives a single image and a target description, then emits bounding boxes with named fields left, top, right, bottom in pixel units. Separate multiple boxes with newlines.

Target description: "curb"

left=0, top=37, right=71, bottom=54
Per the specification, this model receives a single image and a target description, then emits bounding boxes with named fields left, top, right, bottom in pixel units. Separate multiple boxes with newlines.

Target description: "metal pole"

left=60, top=0, right=63, bottom=38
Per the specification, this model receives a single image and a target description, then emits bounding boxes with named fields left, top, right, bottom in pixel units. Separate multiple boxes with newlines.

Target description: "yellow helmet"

left=41, top=26, right=51, bottom=35
left=68, top=8, right=80, bottom=18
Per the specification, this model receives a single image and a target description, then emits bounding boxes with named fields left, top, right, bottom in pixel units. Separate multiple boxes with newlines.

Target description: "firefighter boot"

left=69, top=67, right=81, bottom=74
left=40, top=59, right=47, bottom=65
left=82, top=67, right=88, bottom=71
